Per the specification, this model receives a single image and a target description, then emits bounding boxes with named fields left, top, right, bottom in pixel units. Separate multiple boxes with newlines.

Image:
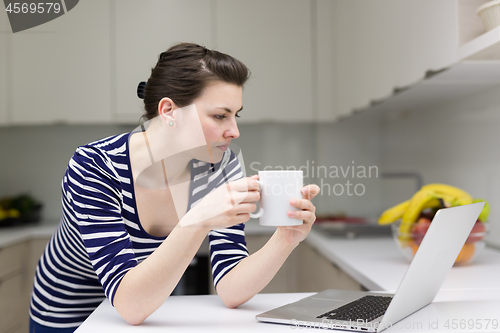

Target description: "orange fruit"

left=455, top=243, right=475, bottom=264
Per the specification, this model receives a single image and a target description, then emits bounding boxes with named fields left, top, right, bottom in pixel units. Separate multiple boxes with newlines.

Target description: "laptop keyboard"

left=316, top=295, right=393, bottom=322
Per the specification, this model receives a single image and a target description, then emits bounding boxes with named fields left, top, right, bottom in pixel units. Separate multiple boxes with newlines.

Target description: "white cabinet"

left=0, top=237, right=50, bottom=333
left=316, top=0, right=336, bottom=122
left=115, top=0, right=314, bottom=124
left=297, top=242, right=363, bottom=292
left=215, top=0, right=313, bottom=123
left=113, top=0, right=212, bottom=124
left=333, top=0, right=458, bottom=118
left=2, top=0, right=479, bottom=125
left=0, top=10, right=9, bottom=125
left=0, top=241, right=28, bottom=333
left=9, top=0, right=112, bottom=125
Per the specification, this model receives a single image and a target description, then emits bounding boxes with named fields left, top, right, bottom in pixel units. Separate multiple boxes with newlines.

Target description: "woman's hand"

left=179, top=177, right=260, bottom=230
left=276, top=183, right=321, bottom=246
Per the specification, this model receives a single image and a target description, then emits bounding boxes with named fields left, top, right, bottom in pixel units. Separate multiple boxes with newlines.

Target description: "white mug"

left=250, top=170, right=304, bottom=226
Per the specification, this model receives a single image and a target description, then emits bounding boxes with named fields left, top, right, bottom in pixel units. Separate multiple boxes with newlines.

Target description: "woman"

left=29, top=43, right=320, bottom=332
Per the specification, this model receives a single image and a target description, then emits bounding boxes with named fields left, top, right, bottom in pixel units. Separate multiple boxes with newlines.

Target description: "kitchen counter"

left=306, top=227, right=500, bottom=292
left=0, top=219, right=59, bottom=248
left=4, top=220, right=498, bottom=293
left=13, top=220, right=498, bottom=331
left=75, top=289, right=500, bottom=332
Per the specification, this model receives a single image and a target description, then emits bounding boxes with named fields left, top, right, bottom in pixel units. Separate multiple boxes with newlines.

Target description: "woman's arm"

left=113, top=225, right=208, bottom=325
left=214, top=228, right=298, bottom=308
left=215, top=184, right=320, bottom=308
left=112, top=177, right=260, bottom=325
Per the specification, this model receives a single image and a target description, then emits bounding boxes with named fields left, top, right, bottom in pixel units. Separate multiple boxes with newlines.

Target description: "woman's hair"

left=138, top=43, right=250, bottom=122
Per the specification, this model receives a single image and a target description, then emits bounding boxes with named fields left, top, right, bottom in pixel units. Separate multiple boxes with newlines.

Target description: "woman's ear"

left=158, top=97, right=177, bottom=124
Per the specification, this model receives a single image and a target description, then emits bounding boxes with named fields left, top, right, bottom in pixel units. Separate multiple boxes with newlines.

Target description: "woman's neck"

left=129, top=120, right=193, bottom=188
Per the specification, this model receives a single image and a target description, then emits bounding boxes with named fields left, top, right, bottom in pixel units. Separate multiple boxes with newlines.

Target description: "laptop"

left=256, top=202, right=485, bottom=332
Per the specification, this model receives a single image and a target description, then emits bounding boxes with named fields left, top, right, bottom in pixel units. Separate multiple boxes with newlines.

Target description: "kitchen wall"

left=0, top=124, right=135, bottom=221
left=0, top=117, right=383, bottom=222
left=380, top=84, right=500, bottom=249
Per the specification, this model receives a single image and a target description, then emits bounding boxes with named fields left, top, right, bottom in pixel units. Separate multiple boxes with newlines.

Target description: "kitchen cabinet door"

left=113, top=0, right=212, bottom=124
left=333, top=0, right=458, bottom=118
left=215, top=0, right=313, bottom=123
left=0, top=274, right=24, bottom=333
left=0, top=10, right=9, bottom=125
left=0, top=241, right=27, bottom=333
left=9, top=0, right=112, bottom=125
left=316, top=0, right=337, bottom=122
left=296, top=242, right=363, bottom=292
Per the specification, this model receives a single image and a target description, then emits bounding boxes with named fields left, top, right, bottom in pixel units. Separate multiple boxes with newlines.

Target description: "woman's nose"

left=225, top=120, right=240, bottom=139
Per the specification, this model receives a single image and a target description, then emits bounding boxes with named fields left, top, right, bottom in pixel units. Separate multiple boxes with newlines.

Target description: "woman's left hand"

left=277, top=184, right=321, bottom=246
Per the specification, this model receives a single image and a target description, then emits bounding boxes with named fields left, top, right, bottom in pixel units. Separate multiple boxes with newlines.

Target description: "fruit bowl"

left=391, top=219, right=488, bottom=265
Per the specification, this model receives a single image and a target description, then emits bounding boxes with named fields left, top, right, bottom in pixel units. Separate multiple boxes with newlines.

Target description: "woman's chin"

left=196, top=149, right=224, bottom=165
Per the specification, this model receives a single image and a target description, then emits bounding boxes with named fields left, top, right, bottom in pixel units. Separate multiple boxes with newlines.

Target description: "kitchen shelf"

left=348, top=27, right=500, bottom=120
left=352, top=61, right=500, bottom=119
left=459, top=25, right=500, bottom=61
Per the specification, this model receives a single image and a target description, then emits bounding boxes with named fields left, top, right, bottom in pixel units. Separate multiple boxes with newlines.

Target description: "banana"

left=378, top=197, right=441, bottom=225
left=378, top=183, right=484, bottom=247
left=421, top=183, right=472, bottom=206
left=378, top=200, right=410, bottom=225
left=400, top=188, right=439, bottom=234
left=473, top=198, right=490, bottom=222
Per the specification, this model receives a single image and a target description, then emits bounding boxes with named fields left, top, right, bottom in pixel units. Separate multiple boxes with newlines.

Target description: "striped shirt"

left=29, top=132, right=249, bottom=328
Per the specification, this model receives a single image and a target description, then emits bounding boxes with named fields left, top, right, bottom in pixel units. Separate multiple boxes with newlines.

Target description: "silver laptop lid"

left=377, top=202, right=484, bottom=331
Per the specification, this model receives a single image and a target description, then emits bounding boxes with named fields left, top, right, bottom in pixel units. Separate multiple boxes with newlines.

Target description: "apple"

left=411, top=217, right=431, bottom=245
left=465, top=220, right=486, bottom=244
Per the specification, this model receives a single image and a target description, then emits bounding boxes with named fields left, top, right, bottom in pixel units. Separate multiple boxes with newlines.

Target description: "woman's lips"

left=217, top=145, right=228, bottom=151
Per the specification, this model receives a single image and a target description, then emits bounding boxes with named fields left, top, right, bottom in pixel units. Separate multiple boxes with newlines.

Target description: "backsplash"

left=0, top=120, right=382, bottom=222
left=1, top=99, right=498, bottom=249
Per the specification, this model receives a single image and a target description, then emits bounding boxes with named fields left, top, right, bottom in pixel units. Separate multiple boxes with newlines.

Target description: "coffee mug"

left=249, top=170, right=304, bottom=226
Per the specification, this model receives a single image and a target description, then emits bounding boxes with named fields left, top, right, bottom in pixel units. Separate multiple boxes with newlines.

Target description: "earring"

left=169, top=121, right=174, bottom=127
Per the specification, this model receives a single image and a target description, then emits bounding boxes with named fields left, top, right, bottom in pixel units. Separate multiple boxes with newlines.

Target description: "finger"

left=301, top=184, right=320, bottom=200
left=288, top=210, right=315, bottom=223
left=241, top=189, right=260, bottom=203
left=233, top=202, right=258, bottom=215
left=290, top=198, right=316, bottom=213
left=230, top=189, right=259, bottom=205
left=250, top=174, right=259, bottom=180
left=227, top=178, right=260, bottom=192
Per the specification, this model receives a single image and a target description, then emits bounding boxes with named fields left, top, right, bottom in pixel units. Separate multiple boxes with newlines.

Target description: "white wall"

left=381, top=84, right=500, bottom=248
left=314, top=114, right=384, bottom=218
left=0, top=125, right=135, bottom=221
left=0, top=119, right=385, bottom=222
left=0, top=123, right=319, bottom=221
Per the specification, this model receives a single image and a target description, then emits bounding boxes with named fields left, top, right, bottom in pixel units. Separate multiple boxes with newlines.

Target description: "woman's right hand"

left=179, top=176, right=260, bottom=230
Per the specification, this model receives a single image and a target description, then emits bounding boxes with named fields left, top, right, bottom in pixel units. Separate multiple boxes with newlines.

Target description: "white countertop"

left=75, top=290, right=500, bottom=333
left=3, top=220, right=499, bottom=293
left=11, top=220, right=498, bottom=331
left=306, top=229, right=500, bottom=292
left=0, top=219, right=59, bottom=247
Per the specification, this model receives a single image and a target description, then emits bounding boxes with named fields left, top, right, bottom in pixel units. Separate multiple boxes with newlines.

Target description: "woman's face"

left=192, top=81, right=243, bottom=163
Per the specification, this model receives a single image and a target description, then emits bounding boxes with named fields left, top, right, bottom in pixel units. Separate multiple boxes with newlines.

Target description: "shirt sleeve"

left=64, top=146, right=137, bottom=306
left=208, top=149, right=250, bottom=288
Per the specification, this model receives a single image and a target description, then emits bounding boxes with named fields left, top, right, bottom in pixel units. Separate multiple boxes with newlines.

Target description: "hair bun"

left=137, top=81, right=147, bottom=99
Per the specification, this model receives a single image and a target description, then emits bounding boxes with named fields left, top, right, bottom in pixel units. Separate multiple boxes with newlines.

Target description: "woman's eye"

left=235, top=112, right=241, bottom=118
left=214, top=114, right=226, bottom=120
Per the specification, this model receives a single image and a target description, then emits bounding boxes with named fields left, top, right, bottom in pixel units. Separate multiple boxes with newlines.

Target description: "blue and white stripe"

left=29, top=132, right=248, bottom=328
